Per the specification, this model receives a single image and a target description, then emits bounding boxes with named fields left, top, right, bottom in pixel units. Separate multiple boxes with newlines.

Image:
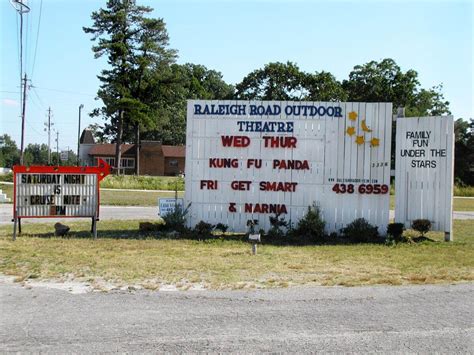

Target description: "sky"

left=0, top=0, right=472, bottom=153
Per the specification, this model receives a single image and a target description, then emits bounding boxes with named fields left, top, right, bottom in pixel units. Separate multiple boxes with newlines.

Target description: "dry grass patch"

left=0, top=220, right=473, bottom=290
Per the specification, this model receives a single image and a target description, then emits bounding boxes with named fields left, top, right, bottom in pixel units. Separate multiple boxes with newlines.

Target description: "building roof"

left=88, top=144, right=136, bottom=156
left=87, top=143, right=185, bottom=158
left=162, top=145, right=185, bottom=158
left=80, top=129, right=95, bottom=144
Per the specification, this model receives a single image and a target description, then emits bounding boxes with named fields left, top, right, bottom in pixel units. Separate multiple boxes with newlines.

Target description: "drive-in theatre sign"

left=12, top=159, right=111, bottom=239
left=185, top=100, right=393, bottom=233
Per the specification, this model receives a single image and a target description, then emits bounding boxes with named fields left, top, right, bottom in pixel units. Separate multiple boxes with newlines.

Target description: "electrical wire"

left=30, top=87, right=47, bottom=109
left=15, top=10, right=21, bottom=81
left=30, top=0, right=43, bottom=80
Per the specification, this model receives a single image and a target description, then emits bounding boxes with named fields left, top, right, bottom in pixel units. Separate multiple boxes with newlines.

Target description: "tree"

left=343, top=58, right=451, bottom=116
left=0, top=134, right=20, bottom=168
left=23, top=144, right=49, bottom=165
left=140, top=63, right=234, bottom=145
left=454, top=118, right=474, bottom=185
left=304, top=71, right=347, bottom=102
left=343, top=58, right=419, bottom=108
left=84, top=0, right=177, bottom=174
left=235, top=62, right=347, bottom=102
left=235, top=62, right=307, bottom=100
left=406, top=84, right=451, bottom=117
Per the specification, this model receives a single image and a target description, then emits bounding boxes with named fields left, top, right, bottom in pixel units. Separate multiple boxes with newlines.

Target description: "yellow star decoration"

left=346, top=126, right=356, bottom=136
left=355, top=135, right=365, bottom=145
left=348, top=111, right=358, bottom=121
left=370, top=137, right=380, bottom=147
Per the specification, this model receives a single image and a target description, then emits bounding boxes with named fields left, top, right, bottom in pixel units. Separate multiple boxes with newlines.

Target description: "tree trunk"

left=135, top=123, right=140, bottom=175
left=115, top=109, right=124, bottom=175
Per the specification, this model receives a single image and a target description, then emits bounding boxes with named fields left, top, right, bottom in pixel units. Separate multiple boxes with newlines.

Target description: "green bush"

left=214, top=223, right=229, bottom=233
left=192, top=221, right=214, bottom=240
left=267, top=213, right=291, bottom=240
left=0, top=173, right=13, bottom=182
left=162, top=203, right=190, bottom=233
left=387, top=223, right=405, bottom=243
left=411, top=219, right=431, bottom=237
left=292, top=204, right=325, bottom=243
left=341, top=218, right=379, bottom=243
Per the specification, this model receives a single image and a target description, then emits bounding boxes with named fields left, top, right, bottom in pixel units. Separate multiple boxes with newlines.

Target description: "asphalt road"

left=1, top=204, right=473, bottom=224
left=0, top=282, right=472, bottom=352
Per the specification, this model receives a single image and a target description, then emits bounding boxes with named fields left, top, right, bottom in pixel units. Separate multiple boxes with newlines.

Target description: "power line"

left=31, top=0, right=43, bottom=80
left=30, top=86, right=47, bottom=109
left=0, top=90, right=21, bottom=94
left=15, top=10, right=20, bottom=80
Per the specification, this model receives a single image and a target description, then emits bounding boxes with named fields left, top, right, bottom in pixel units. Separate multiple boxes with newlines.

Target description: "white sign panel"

left=60, top=151, right=69, bottom=161
left=15, top=173, right=98, bottom=217
left=395, top=116, right=454, bottom=237
left=159, top=198, right=184, bottom=217
left=184, top=100, right=393, bottom=233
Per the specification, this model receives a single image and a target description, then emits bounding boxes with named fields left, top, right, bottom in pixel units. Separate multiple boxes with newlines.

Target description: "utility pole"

left=55, top=131, right=59, bottom=165
left=10, top=1, right=30, bottom=165
left=77, top=104, right=84, bottom=166
left=20, top=74, right=28, bottom=165
left=44, top=107, right=53, bottom=165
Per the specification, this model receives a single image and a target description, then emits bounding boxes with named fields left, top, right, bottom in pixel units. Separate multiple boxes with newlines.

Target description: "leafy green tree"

left=141, top=63, right=234, bottom=145
left=235, top=62, right=346, bottom=102
left=84, top=0, right=177, bottom=173
left=23, top=144, right=49, bottom=165
left=405, top=84, right=451, bottom=117
left=0, top=134, right=20, bottom=168
left=343, top=58, right=450, bottom=116
left=342, top=58, right=419, bottom=108
left=235, top=61, right=307, bottom=100
left=304, top=71, right=348, bottom=102
left=454, top=118, right=474, bottom=185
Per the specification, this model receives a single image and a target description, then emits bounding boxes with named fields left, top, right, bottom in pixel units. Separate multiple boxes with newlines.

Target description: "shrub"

left=162, top=203, right=190, bottom=233
left=267, top=213, right=290, bottom=240
left=192, top=221, right=214, bottom=240
left=386, top=223, right=405, bottom=243
left=411, top=219, right=431, bottom=237
left=341, top=218, right=379, bottom=243
left=214, top=223, right=229, bottom=233
left=292, top=204, right=325, bottom=243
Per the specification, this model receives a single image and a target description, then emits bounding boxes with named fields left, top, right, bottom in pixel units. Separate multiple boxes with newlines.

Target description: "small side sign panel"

left=159, top=198, right=184, bottom=217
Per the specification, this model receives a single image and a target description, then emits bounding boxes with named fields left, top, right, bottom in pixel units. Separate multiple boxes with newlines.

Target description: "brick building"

left=79, top=129, right=185, bottom=176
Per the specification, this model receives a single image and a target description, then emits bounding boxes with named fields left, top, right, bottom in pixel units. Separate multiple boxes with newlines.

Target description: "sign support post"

left=12, top=211, right=18, bottom=241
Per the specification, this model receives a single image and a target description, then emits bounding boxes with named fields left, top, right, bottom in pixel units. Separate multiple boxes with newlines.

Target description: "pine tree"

left=84, top=0, right=176, bottom=174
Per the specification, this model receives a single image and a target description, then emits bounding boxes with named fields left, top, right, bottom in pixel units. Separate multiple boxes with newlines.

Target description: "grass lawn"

left=100, top=190, right=184, bottom=206
left=0, top=219, right=472, bottom=290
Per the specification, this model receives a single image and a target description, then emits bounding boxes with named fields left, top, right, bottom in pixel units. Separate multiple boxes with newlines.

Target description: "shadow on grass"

left=11, top=228, right=438, bottom=247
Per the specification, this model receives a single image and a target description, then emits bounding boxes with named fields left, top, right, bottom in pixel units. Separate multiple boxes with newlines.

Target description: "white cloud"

left=2, top=99, right=20, bottom=107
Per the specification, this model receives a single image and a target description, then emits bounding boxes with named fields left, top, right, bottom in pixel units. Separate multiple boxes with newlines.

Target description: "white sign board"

left=60, top=151, right=69, bottom=161
left=395, top=116, right=454, bottom=238
left=159, top=198, right=184, bottom=217
left=15, top=173, right=99, bottom=217
left=184, top=100, right=393, bottom=234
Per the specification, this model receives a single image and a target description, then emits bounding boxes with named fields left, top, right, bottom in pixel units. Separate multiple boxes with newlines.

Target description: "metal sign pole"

left=12, top=211, right=17, bottom=241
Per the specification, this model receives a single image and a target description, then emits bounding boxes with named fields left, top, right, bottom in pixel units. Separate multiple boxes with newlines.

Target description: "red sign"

left=13, top=159, right=111, bottom=219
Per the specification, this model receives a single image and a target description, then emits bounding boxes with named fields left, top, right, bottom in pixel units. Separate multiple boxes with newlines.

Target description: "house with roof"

left=79, top=129, right=185, bottom=176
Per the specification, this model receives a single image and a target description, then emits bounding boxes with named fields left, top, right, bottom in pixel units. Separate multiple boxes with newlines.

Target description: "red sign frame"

left=13, top=159, right=111, bottom=219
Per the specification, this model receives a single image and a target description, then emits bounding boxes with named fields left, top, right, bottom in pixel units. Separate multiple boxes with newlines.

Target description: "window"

left=169, top=159, right=178, bottom=167
left=121, top=158, right=135, bottom=168
left=97, top=157, right=135, bottom=168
